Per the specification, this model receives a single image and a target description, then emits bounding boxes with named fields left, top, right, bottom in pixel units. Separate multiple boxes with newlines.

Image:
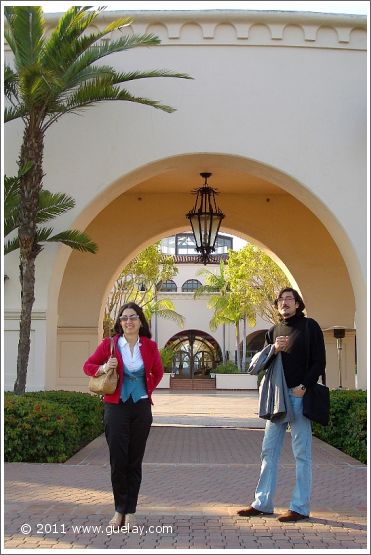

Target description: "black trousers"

left=104, top=397, right=152, bottom=514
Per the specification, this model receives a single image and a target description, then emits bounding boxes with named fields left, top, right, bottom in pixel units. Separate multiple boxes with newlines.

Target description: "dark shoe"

left=237, top=506, right=273, bottom=517
left=277, top=510, right=309, bottom=522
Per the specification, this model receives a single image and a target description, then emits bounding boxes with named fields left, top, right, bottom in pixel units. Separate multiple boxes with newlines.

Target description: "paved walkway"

left=4, top=391, right=368, bottom=551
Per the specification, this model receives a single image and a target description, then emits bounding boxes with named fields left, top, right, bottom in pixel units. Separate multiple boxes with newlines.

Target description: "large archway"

left=52, top=153, right=359, bottom=391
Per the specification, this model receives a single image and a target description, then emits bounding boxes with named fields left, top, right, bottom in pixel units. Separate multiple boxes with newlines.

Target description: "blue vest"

left=120, top=365, right=147, bottom=403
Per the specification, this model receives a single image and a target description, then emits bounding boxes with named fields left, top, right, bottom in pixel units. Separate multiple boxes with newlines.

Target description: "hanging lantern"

left=186, top=172, right=225, bottom=264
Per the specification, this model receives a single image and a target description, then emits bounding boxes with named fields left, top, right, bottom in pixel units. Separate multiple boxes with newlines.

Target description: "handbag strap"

left=109, top=336, right=114, bottom=358
left=304, top=319, right=326, bottom=385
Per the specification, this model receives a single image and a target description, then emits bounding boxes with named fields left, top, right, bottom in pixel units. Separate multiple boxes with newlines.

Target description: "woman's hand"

left=95, top=357, right=118, bottom=376
left=105, top=357, right=118, bottom=371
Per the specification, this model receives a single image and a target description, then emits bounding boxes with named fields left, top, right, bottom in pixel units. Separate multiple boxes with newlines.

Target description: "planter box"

left=215, top=373, right=258, bottom=390
left=157, top=373, right=171, bottom=388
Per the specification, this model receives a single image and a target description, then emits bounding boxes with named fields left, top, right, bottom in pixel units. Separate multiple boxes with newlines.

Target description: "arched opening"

left=52, top=153, right=360, bottom=391
left=165, top=329, right=222, bottom=379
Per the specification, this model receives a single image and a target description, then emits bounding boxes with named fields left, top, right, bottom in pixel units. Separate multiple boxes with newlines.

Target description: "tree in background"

left=4, top=6, right=191, bottom=393
left=103, top=243, right=184, bottom=337
left=226, top=245, right=290, bottom=326
left=194, top=260, right=229, bottom=363
left=194, top=246, right=290, bottom=370
left=195, top=260, right=256, bottom=370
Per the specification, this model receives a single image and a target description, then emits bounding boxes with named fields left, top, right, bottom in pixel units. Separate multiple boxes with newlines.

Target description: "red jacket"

left=83, top=335, right=164, bottom=404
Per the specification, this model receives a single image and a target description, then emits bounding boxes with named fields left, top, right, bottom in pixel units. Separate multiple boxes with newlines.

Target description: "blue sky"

left=2, top=1, right=369, bottom=15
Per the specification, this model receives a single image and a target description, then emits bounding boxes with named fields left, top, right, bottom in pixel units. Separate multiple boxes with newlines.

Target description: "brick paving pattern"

left=3, top=391, right=368, bottom=551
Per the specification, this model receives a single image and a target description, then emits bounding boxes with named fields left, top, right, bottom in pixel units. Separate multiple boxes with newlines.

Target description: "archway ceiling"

left=131, top=171, right=281, bottom=195
left=128, top=159, right=283, bottom=196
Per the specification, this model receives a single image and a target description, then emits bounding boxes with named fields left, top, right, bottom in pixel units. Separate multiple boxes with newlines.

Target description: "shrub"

left=311, top=389, right=367, bottom=464
left=4, top=391, right=104, bottom=463
left=160, top=346, right=175, bottom=372
left=22, top=390, right=104, bottom=447
left=214, top=362, right=240, bottom=374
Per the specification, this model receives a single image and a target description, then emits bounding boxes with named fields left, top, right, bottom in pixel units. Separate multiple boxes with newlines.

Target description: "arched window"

left=182, top=279, right=202, bottom=292
left=157, top=280, right=177, bottom=292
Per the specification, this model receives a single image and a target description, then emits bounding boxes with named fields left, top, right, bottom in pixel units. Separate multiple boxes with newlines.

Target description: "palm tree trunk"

left=14, top=118, right=44, bottom=394
left=14, top=252, right=37, bottom=393
left=242, top=316, right=247, bottom=372
left=235, top=321, right=241, bottom=371
left=222, top=323, right=226, bottom=363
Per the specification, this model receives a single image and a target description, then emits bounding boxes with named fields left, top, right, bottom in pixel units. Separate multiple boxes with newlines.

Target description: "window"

left=182, top=279, right=202, bottom=292
left=176, top=234, right=198, bottom=255
left=157, top=280, right=177, bottom=292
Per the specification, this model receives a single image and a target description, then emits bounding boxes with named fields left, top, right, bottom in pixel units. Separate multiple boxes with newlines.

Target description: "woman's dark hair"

left=274, top=287, right=306, bottom=317
left=113, top=302, right=152, bottom=338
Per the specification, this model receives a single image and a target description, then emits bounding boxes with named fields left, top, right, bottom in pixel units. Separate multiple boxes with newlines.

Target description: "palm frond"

left=45, top=6, right=100, bottom=55
left=111, top=69, right=193, bottom=84
left=42, top=9, right=133, bottom=73
left=5, top=7, right=45, bottom=69
left=45, top=230, right=98, bottom=253
left=4, top=236, right=20, bottom=255
left=4, top=105, right=27, bottom=122
left=72, top=32, right=161, bottom=66
left=4, top=175, right=20, bottom=211
left=37, top=191, right=75, bottom=222
left=34, top=227, right=54, bottom=242
left=4, top=183, right=20, bottom=234
left=4, top=166, right=33, bottom=234
left=4, top=215, right=19, bottom=238
left=155, top=309, right=185, bottom=327
left=43, top=32, right=161, bottom=88
left=58, top=81, right=177, bottom=117
left=4, top=65, right=19, bottom=100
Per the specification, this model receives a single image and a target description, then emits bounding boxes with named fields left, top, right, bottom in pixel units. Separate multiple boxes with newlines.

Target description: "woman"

left=83, top=302, right=164, bottom=526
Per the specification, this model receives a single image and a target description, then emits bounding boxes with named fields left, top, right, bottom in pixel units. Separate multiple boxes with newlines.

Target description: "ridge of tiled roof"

left=172, top=254, right=228, bottom=264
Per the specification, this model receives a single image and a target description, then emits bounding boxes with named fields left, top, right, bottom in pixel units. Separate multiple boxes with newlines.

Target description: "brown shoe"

left=108, top=511, right=124, bottom=526
left=237, top=506, right=273, bottom=517
left=277, top=510, right=309, bottom=522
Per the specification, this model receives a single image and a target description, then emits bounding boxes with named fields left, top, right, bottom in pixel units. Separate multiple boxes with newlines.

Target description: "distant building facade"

left=154, top=233, right=269, bottom=380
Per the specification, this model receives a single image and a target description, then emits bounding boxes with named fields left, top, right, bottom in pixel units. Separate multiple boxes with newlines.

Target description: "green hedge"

left=4, top=391, right=104, bottom=463
left=311, top=389, right=367, bottom=464
left=214, top=362, right=240, bottom=374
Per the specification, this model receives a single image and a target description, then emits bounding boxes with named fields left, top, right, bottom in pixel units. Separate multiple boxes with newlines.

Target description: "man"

left=238, top=287, right=326, bottom=522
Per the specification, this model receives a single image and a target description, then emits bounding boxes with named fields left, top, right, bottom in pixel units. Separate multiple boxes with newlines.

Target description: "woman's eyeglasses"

left=120, top=314, right=140, bottom=322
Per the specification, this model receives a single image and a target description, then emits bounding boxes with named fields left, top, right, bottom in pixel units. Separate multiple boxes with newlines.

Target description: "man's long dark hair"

left=113, top=302, right=152, bottom=338
left=274, top=287, right=306, bottom=320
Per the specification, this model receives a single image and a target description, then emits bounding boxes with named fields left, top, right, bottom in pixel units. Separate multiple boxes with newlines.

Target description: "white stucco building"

left=4, top=9, right=366, bottom=392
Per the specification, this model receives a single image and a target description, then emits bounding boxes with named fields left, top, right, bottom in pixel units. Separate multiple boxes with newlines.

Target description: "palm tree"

left=4, top=171, right=97, bottom=255
left=4, top=6, right=191, bottom=393
left=143, top=297, right=185, bottom=333
left=194, top=261, right=229, bottom=363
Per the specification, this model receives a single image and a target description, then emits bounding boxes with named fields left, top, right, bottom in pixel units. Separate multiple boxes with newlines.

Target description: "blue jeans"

left=252, top=389, right=312, bottom=516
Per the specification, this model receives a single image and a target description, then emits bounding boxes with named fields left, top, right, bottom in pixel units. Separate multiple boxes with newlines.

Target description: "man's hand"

left=292, top=384, right=306, bottom=397
left=274, top=335, right=289, bottom=353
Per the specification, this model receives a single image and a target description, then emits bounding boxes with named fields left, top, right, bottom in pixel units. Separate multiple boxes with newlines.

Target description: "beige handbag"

left=88, top=337, right=118, bottom=395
